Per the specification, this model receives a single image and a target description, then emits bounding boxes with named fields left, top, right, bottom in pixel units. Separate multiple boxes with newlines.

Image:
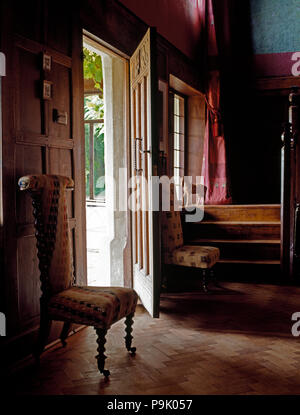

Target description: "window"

left=169, top=92, right=186, bottom=199
left=168, top=75, right=206, bottom=206
left=173, top=93, right=185, bottom=181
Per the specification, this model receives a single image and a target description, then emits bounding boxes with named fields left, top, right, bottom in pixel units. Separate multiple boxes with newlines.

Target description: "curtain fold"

left=200, top=0, right=232, bottom=204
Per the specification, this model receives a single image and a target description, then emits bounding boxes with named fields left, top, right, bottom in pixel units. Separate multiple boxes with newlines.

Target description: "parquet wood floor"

left=5, top=282, right=300, bottom=395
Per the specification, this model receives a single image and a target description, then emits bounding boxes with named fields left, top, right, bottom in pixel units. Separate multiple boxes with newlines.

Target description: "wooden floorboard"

left=5, top=282, right=300, bottom=395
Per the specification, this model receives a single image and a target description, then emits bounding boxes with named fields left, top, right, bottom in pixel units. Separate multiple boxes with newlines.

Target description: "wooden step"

left=201, top=204, right=280, bottom=222
left=186, top=240, right=280, bottom=261
left=184, top=222, right=280, bottom=240
left=217, top=259, right=280, bottom=265
left=182, top=204, right=281, bottom=266
left=189, top=239, right=280, bottom=244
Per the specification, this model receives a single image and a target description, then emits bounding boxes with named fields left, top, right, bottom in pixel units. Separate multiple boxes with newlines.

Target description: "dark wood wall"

left=0, top=0, right=86, bottom=369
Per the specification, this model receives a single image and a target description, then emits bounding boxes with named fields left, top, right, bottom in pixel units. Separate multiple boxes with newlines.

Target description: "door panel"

left=48, top=63, right=72, bottom=139
left=15, top=143, right=44, bottom=224
left=17, top=236, right=41, bottom=322
left=1, top=3, right=86, bottom=347
left=130, top=28, right=160, bottom=317
left=18, top=48, right=42, bottom=135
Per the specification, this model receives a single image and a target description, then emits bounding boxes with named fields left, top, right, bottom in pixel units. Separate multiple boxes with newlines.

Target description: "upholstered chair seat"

left=172, top=245, right=220, bottom=269
left=18, top=174, right=137, bottom=378
left=48, top=286, right=138, bottom=328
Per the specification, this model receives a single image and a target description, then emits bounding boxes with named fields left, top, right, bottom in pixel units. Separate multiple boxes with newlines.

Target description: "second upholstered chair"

left=18, top=174, right=138, bottom=378
left=162, top=184, right=220, bottom=291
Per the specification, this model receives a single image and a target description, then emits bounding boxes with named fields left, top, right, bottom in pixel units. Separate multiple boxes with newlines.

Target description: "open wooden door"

left=130, top=28, right=161, bottom=317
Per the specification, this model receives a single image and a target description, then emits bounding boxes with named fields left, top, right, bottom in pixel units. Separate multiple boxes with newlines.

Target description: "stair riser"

left=184, top=224, right=280, bottom=240
left=203, top=206, right=280, bottom=222
left=187, top=242, right=280, bottom=260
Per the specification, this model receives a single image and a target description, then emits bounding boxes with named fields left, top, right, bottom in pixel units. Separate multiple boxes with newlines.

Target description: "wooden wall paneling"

left=48, top=63, right=72, bottom=139
left=17, top=235, right=41, bottom=324
left=158, top=83, right=168, bottom=142
left=48, top=146, right=74, bottom=219
left=255, top=76, right=300, bottom=93
left=12, top=0, right=44, bottom=44
left=13, top=34, right=73, bottom=337
left=165, top=38, right=201, bottom=94
left=46, top=0, right=73, bottom=56
left=1, top=0, right=86, bottom=369
left=14, top=34, right=73, bottom=68
left=2, top=9, right=22, bottom=335
left=48, top=147, right=73, bottom=177
left=17, top=48, right=42, bottom=135
left=71, top=8, right=86, bottom=286
left=15, top=143, right=44, bottom=225
left=157, top=40, right=168, bottom=82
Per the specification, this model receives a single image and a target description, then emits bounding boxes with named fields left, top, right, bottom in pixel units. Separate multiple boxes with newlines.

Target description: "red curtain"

left=200, top=0, right=232, bottom=204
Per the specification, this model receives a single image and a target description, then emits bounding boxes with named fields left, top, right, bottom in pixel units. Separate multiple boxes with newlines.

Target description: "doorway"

left=82, top=28, right=161, bottom=317
left=83, top=34, right=128, bottom=287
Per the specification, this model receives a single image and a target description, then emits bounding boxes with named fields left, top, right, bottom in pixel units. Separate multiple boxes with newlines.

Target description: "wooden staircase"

left=183, top=204, right=281, bottom=270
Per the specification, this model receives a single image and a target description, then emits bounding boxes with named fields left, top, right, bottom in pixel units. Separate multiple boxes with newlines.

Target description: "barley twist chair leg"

left=95, top=327, right=110, bottom=378
left=124, top=313, right=136, bottom=354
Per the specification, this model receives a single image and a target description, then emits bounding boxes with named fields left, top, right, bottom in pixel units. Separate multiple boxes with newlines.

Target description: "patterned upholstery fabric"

left=18, top=174, right=74, bottom=294
left=162, top=183, right=220, bottom=269
left=172, top=245, right=220, bottom=269
left=48, top=286, right=138, bottom=329
left=161, top=185, right=184, bottom=264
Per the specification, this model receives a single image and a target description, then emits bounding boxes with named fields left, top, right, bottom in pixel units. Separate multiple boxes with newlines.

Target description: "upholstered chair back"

left=161, top=184, right=184, bottom=264
left=18, top=175, right=74, bottom=296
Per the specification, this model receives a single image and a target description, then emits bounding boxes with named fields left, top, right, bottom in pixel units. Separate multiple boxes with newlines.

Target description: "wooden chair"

left=162, top=184, right=220, bottom=291
left=18, top=174, right=138, bottom=378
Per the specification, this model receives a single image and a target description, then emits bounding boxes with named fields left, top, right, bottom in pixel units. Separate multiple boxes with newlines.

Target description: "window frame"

left=168, top=88, right=188, bottom=181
